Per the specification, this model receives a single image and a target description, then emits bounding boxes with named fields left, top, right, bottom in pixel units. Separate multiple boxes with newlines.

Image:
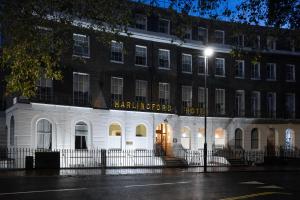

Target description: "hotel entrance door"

left=155, top=123, right=168, bottom=156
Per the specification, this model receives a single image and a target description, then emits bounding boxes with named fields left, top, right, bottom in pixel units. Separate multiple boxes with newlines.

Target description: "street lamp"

left=203, top=47, right=213, bottom=172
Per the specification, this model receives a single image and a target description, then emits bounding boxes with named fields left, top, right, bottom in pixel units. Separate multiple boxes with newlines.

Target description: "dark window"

left=75, top=122, right=88, bottom=150
left=251, top=128, right=259, bottom=149
left=73, top=72, right=90, bottom=106
left=235, top=128, right=243, bottom=149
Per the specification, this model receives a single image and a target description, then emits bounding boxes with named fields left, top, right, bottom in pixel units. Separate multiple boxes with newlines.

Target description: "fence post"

left=101, top=149, right=107, bottom=174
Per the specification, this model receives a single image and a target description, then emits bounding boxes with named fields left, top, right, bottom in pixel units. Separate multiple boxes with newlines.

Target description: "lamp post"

left=203, top=47, right=213, bottom=172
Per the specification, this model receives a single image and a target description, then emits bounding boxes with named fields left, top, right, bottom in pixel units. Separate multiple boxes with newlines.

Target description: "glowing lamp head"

left=204, top=47, right=214, bottom=57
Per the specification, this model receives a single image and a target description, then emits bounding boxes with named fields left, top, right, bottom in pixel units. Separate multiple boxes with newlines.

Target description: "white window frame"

left=215, top=88, right=225, bottom=115
left=111, top=77, right=124, bottom=101
left=266, top=63, right=276, bottom=81
left=110, top=40, right=124, bottom=64
left=159, top=82, right=170, bottom=104
left=198, top=27, right=208, bottom=43
left=198, top=87, right=208, bottom=111
left=251, top=62, right=261, bottom=80
left=182, top=53, right=192, bottom=74
left=135, top=80, right=148, bottom=102
left=251, top=91, right=261, bottom=117
left=158, top=49, right=170, bottom=70
left=183, top=28, right=192, bottom=40
left=73, top=72, right=90, bottom=105
left=215, top=58, right=225, bottom=77
left=197, top=56, right=206, bottom=75
left=215, top=30, right=225, bottom=44
left=235, top=90, right=245, bottom=117
left=235, top=60, right=245, bottom=79
left=286, top=64, right=295, bottom=82
left=285, top=93, right=295, bottom=118
left=267, top=92, right=276, bottom=118
left=267, top=36, right=277, bottom=50
left=135, top=45, right=147, bottom=67
left=135, top=14, right=147, bottom=30
left=73, top=33, right=90, bottom=58
left=158, top=18, right=170, bottom=34
left=182, top=85, right=193, bottom=107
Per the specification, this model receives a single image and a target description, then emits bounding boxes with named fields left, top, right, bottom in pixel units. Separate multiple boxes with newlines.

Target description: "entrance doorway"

left=267, top=128, right=276, bottom=156
left=155, top=123, right=170, bottom=156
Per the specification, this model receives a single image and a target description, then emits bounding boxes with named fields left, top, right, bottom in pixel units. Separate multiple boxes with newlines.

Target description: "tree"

left=0, top=0, right=299, bottom=97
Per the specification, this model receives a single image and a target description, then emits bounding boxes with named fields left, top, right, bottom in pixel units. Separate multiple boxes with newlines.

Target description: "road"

left=0, top=171, right=299, bottom=199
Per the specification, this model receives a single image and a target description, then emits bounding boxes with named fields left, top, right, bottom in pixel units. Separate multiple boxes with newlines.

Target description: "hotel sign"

left=183, top=107, right=206, bottom=116
left=112, top=101, right=173, bottom=113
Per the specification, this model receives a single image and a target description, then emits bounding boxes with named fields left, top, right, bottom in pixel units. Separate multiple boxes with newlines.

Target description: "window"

left=37, top=119, right=52, bottom=150
left=198, top=27, right=208, bottom=43
left=215, top=58, right=225, bottom=76
left=136, top=124, right=147, bottom=137
left=251, top=91, right=260, bottom=117
left=182, top=54, right=192, bottom=73
left=135, top=80, right=147, bottom=102
left=36, top=75, right=53, bottom=101
left=10, top=116, right=14, bottom=146
left=73, top=34, right=90, bottom=57
left=182, top=86, right=192, bottom=107
left=253, top=35, right=261, bottom=49
left=251, top=62, right=260, bottom=80
left=214, top=128, right=225, bottom=148
left=267, top=36, right=276, bottom=50
left=267, top=92, right=276, bottom=118
left=234, top=34, right=244, bottom=47
left=251, top=128, right=259, bottom=149
left=215, top=30, right=225, bottom=44
left=111, top=77, right=123, bottom=101
left=73, top=72, right=89, bottom=106
left=285, top=93, right=295, bottom=118
left=286, top=64, right=295, bottom=81
left=266, top=63, right=276, bottom=80
left=135, top=45, right=147, bottom=66
left=235, top=129, right=243, bottom=149
left=158, top=18, right=170, bottom=34
left=159, top=82, right=170, bottom=104
left=75, top=122, right=88, bottom=150
left=285, top=129, right=295, bottom=149
left=197, top=56, right=206, bottom=75
left=235, top=60, right=245, bottom=78
left=183, top=29, right=192, bottom=40
left=109, top=123, right=122, bottom=136
left=235, top=90, right=245, bottom=117
left=198, top=87, right=208, bottom=112
left=111, top=41, right=123, bottom=63
left=215, top=89, right=225, bottom=115
left=135, top=14, right=147, bottom=30
left=158, top=49, right=170, bottom=69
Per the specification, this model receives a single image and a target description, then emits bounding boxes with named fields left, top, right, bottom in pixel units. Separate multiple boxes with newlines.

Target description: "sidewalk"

left=0, top=165, right=300, bottom=177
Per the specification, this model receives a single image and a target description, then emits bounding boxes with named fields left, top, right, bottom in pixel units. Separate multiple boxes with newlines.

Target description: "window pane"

left=73, top=34, right=89, bottom=57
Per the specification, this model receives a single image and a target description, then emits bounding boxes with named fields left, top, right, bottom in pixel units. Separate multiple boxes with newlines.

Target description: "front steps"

left=163, top=157, right=188, bottom=168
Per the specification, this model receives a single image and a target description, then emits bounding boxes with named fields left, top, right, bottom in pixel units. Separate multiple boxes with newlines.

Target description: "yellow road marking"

left=220, top=192, right=292, bottom=200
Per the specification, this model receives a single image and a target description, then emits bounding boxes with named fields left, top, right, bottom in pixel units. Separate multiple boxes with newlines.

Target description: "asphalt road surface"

left=0, top=171, right=299, bottom=200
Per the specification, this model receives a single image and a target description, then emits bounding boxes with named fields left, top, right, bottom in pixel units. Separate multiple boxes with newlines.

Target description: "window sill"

left=215, top=75, right=226, bottom=78
left=286, top=80, right=296, bottom=82
left=198, top=73, right=209, bottom=76
left=72, top=55, right=90, bottom=59
left=110, top=60, right=124, bottom=64
left=158, top=67, right=171, bottom=70
left=266, top=79, right=277, bottom=81
left=182, top=71, right=192, bottom=74
left=235, top=76, right=245, bottom=79
left=250, top=78, right=261, bottom=80
left=135, top=64, right=148, bottom=67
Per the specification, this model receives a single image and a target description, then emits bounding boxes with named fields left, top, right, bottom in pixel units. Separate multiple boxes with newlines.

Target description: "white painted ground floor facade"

left=4, top=103, right=300, bottom=152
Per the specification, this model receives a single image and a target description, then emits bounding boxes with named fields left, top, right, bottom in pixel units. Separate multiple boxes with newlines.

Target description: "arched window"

left=214, top=128, right=225, bottom=148
left=285, top=129, right=295, bottom=149
left=37, top=119, right=52, bottom=149
left=181, top=127, right=191, bottom=149
left=235, top=128, right=243, bottom=149
left=136, top=124, right=146, bottom=137
left=10, top=116, right=15, bottom=146
left=109, top=123, right=122, bottom=136
left=251, top=128, right=259, bottom=149
left=75, top=122, right=88, bottom=149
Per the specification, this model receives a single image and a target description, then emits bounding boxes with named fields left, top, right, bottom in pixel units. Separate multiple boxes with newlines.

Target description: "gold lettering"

left=146, top=103, right=151, bottom=110
left=132, top=102, right=136, bottom=109
left=156, top=104, right=160, bottom=111
left=140, top=102, right=145, bottom=110
left=126, top=102, right=131, bottom=109
left=152, top=104, right=156, bottom=111
left=167, top=105, right=172, bottom=112
left=162, top=105, right=166, bottom=112
left=120, top=101, right=125, bottom=108
left=190, top=107, right=195, bottom=115
left=113, top=101, right=120, bottom=108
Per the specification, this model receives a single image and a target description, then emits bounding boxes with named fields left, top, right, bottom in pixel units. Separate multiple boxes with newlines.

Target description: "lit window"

left=135, top=80, right=147, bottom=102
left=182, top=54, right=192, bottom=73
left=266, top=63, right=276, bottom=80
left=215, top=58, right=225, bottom=76
left=111, top=41, right=123, bottom=63
left=215, top=30, right=224, bottom=44
left=37, top=119, right=52, bottom=150
left=158, top=49, right=170, bottom=69
left=73, top=34, right=90, bottom=57
left=286, top=64, right=295, bottom=81
left=235, top=60, right=245, bottom=78
left=136, top=124, right=147, bottom=137
left=109, top=123, right=122, bottom=136
left=159, top=82, right=170, bottom=104
left=111, top=77, right=123, bottom=101
left=135, top=14, right=147, bottom=30
left=135, top=45, right=147, bottom=66
left=73, top=72, right=89, bottom=106
left=158, top=18, right=170, bottom=34
left=182, top=85, right=192, bottom=108
left=75, top=122, right=88, bottom=150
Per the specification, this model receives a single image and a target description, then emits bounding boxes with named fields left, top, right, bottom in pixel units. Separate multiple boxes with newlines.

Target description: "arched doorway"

left=108, top=123, right=122, bottom=149
left=214, top=128, right=225, bottom=149
left=181, top=127, right=191, bottom=149
left=197, top=128, right=205, bottom=150
left=234, top=128, right=243, bottom=149
left=285, top=128, right=295, bottom=149
left=267, top=128, right=277, bottom=155
left=155, top=123, right=171, bottom=156
left=37, top=119, right=52, bottom=150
